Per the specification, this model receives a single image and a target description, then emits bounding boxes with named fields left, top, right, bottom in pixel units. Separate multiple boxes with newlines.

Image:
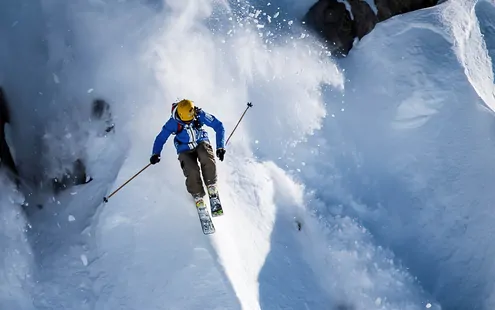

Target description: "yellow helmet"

left=176, top=99, right=195, bottom=122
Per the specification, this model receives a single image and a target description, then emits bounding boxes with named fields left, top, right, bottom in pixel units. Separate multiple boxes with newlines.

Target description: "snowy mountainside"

left=0, top=0, right=494, bottom=310
left=0, top=173, right=34, bottom=310
left=289, top=0, right=495, bottom=309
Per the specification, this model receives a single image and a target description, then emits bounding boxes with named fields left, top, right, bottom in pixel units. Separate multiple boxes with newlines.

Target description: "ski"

left=207, top=185, right=223, bottom=217
left=195, top=197, right=215, bottom=235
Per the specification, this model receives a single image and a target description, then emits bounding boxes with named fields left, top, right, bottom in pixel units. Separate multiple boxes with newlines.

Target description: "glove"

left=150, top=154, right=160, bottom=165
left=216, top=148, right=226, bottom=161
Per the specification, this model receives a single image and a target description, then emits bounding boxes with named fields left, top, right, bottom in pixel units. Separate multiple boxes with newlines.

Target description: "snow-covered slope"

left=0, top=174, right=34, bottom=310
left=292, top=0, right=495, bottom=309
left=1, top=0, right=495, bottom=309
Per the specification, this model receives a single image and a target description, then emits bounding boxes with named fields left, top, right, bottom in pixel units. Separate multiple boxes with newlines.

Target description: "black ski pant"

left=178, top=141, right=217, bottom=197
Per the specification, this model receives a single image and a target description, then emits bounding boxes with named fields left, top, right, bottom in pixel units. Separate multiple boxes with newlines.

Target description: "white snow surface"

left=0, top=0, right=494, bottom=309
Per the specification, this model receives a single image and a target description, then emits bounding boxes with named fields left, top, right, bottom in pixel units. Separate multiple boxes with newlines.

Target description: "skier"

left=149, top=99, right=226, bottom=216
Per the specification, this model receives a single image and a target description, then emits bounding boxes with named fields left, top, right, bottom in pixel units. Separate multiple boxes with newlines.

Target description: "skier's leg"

left=178, top=150, right=205, bottom=198
left=197, top=141, right=223, bottom=216
left=196, top=142, right=217, bottom=188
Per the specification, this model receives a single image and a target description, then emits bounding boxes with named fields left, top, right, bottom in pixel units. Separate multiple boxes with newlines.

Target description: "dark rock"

left=335, top=304, right=355, bottom=310
left=52, top=158, right=93, bottom=195
left=0, top=87, right=20, bottom=183
left=1, top=91, right=114, bottom=200
left=91, top=98, right=115, bottom=134
left=304, top=0, right=354, bottom=57
left=304, top=0, right=440, bottom=56
left=0, top=88, right=10, bottom=124
left=376, top=0, right=438, bottom=20
left=349, top=0, right=379, bottom=39
left=49, top=98, right=114, bottom=195
left=92, top=98, right=108, bottom=119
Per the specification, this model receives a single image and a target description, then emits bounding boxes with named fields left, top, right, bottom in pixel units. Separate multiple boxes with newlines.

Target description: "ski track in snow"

left=0, top=0, right=495, bottom=309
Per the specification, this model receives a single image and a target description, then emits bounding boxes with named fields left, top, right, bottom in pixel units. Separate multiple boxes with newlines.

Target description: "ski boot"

left=193, top=194, right=206, bottom=209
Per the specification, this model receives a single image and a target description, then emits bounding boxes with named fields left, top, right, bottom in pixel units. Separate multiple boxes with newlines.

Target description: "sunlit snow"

left=1, top=0, right=495, bottom=309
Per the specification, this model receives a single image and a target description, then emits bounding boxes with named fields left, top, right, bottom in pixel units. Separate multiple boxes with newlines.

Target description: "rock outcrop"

left=0, top=87, right=19, bottom=183
left=91, top=98, right=115, bottom=135
left=50, top=98, right=114, bottom=195
left=304, top=0, right=440, bottom=56
left=0, top=87, right=115, bottom=200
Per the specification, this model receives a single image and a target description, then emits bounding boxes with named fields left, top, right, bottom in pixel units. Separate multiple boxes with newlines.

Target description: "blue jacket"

left=152, top=107, right=225, bottom=155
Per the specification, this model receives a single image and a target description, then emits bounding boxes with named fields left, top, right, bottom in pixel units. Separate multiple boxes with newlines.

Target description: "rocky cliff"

left=0, top=87, right=19, bottom=183
left=304, top=0, right=440, bottom=56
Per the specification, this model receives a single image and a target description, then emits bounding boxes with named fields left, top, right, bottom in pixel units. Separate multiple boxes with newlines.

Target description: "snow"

left=0, top=174, right=34, bottom=310
left=293, top=0, right=495, bottom=309
left=445, top=0, right=495, bottom=113
left=0, top=0, right=494, bottom=309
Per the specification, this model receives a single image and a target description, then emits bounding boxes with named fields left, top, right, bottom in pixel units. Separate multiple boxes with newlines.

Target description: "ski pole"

left=226, top=102, right=253, bottom=146
left=103, top=163, right=152, bottom=203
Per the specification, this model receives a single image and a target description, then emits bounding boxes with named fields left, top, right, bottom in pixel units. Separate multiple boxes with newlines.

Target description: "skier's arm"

left=200, top=110, right=225, bottom=149
left=152, top=118, right=176, bottom=155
